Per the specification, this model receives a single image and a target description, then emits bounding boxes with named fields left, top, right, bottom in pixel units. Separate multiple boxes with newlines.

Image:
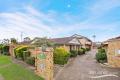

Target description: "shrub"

left=54, top=48, right=70, bottom=65
left=23, top=51, right=31, bottom=61
left=2, top=45, right=10, bottom=55
left=78, top=48, right=84, bottom=55
left=26, top=57, right=35, bottom=66
left=70, top=50, right=78, bottom=57
left=96, top=48, right=107, bottom=63
left=98, top=48, right=105, bottom=53
left=78, top=48, right=86, bottom=55
left=86, top=48, right=90, bottom=51
left=82, top=48, right=87, bottom=52
left=14, top=46, right=28, bottom=60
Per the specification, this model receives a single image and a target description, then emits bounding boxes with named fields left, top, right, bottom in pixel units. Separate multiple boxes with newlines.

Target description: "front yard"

left=0, top=55, right=44, bottom=80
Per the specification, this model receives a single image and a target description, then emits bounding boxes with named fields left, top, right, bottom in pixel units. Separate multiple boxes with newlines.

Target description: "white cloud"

left=0, top=4, right=119, bottom=42
left=89, top=0, right=120, bottom=18
left=0, top=7, right=57, bottom=40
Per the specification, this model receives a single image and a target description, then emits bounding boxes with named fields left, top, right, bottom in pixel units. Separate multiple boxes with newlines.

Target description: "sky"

left=0, top=0, right=120, bottom=42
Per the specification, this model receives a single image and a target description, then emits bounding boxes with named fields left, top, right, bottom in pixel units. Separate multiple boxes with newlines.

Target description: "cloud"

left=89, top=0, right=120, bottom=18
left=0, top=4, right=120, bottom=42
left=0, top=6, right=57, bottom=40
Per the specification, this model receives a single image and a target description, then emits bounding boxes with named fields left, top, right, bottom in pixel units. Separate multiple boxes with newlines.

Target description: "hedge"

left=54, top=48, right=70, bottom=65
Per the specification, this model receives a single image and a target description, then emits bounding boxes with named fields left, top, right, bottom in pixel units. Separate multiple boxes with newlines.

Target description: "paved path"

left=55, top=49, right=120, bottom=80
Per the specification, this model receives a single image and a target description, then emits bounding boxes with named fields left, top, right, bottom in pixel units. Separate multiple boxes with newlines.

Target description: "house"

left=27, top=34, right=92, bottom=52
left=103, top=36, right=120, bottom=67
left=49, top=36, right=82, bottom=52
left=72, top=34, right=92, bottom=49
left=101, top=38, right=117, bottom=52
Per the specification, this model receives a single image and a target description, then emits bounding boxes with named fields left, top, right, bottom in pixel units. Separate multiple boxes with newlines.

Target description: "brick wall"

left=107, top=40, right=120, bottom=67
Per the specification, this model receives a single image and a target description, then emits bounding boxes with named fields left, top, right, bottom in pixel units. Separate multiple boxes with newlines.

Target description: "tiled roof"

left=18, top=41, right=32, bottom=45
left=49, top=37, right=81, bottom=45
left=103, top=36, right=120, bottom=43
left=72, top=34, right=92, bottom=42
left=49, top=37, right=74, bottom=45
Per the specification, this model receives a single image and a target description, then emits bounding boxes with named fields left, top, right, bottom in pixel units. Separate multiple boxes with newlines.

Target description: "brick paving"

left=55, top=49, right=120, bottom=80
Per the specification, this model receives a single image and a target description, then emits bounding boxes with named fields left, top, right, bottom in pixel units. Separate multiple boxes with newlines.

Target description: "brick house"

left=72, top=34, right=92, bottom=49
left=102, top=36, right=120, bottom=67
left=23, top=34, right=92, bottom=52
left=49, top=36, right=82, bottom=52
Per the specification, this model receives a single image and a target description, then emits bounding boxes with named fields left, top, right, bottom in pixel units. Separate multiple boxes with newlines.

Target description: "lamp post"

left=92, top=34, right=96, bottom=49
left=93, top=35, right=96, bottom=42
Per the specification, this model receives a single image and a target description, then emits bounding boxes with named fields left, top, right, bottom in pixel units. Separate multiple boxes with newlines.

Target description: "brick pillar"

left=9, top=44, right=16, bottom=57
left=35, top=47, right=53, bottom=80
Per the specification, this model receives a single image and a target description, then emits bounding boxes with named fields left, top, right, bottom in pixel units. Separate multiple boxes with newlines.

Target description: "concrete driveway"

left=55, top=49, right=120, bottom=80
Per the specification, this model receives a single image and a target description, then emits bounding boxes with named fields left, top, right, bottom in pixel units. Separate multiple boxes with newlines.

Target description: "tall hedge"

left=54, top=48, right=70, bottom=65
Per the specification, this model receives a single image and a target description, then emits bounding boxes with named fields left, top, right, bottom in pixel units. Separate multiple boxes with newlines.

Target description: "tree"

left=32, top=37, right=54, bottom=47
left=24, top=37, right=31, bottom=42
left=0, top=44, right=3, bottom=54
left=1, top=39, right=10, bottom=45
left=11, top=38, right=17, bottom=44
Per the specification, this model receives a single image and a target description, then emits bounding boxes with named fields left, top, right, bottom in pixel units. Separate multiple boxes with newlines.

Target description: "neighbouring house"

left=102, top=36, right=120, bottom=67
left=23, top=37, right=31, bottom=42
left=72, top=34, right=92, bottom=49
left=49, top=36, right=82, bottom=52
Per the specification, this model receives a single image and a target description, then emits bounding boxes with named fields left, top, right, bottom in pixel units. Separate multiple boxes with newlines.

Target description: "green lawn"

left=0, top=55, right=44, bottom=80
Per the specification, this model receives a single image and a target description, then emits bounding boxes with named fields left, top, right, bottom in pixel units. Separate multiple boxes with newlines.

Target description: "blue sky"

left=0, top=0, right=120, bottom=41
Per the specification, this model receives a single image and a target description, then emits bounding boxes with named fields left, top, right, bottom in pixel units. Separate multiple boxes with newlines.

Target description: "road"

left=55, top=49, right=120, bottom=80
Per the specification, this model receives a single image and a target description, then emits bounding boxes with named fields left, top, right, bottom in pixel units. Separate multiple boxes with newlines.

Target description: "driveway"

left=55, top=49, right=120, bottom=80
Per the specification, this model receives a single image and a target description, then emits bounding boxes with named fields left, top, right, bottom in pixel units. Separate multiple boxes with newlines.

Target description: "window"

left=115, top=49, right=120, bottom=56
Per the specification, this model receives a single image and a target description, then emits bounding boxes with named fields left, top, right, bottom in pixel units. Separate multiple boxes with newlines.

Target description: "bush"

left=26, top=57, right=35, bottom=66
left=70, top=50, right=78, bottom=57
left=78, top=48, right=86, bottom=55
left=98, top=48, right=105, bottom=53
left=23, top=51, right=31, bottom=61
left=54, top=48, right=70, bottom=65
left=78, top=48, right=84, bottom=55
left=2, top=45, right=10, bottom=55
left=86, top=48, right=90, bottom=51
left=96, top=48, right=107, bottom=63
left=14, top=46, right=28, bottom=60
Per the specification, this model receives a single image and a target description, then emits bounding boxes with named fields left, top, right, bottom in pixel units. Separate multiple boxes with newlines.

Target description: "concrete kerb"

left=100, top=63, right=116, bottom=68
